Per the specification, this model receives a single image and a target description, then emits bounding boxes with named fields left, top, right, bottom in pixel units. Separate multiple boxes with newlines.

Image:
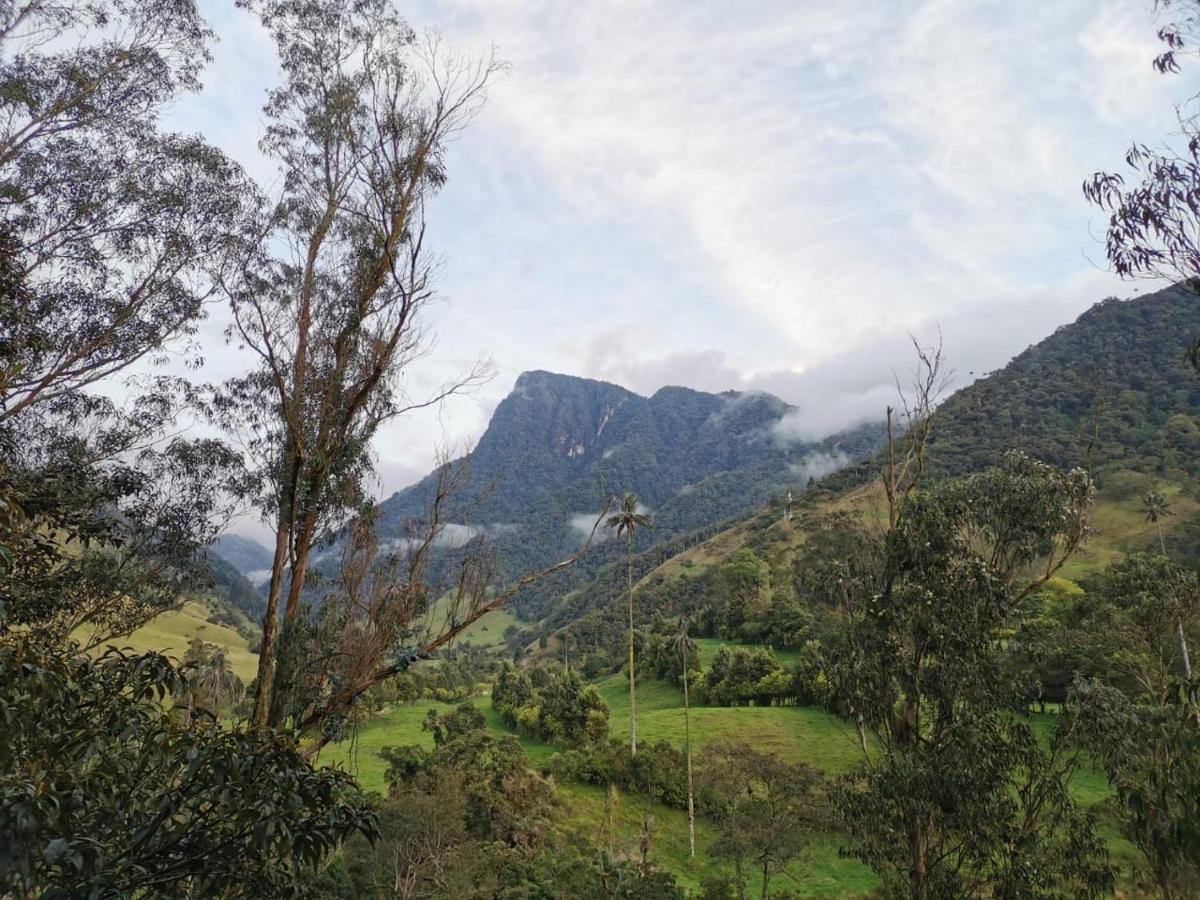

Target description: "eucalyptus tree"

left=1071, top=552, right=1200, bottom=897
left=607, top=491, right=652, bottom=754
left=807, top=349, right=1112, bottom=898
left=179, top=640, right=245, bottom=724
left=213, top=0, right=498, bottom=726
left=672, top=616, right=698, bottom=859
left=1083, top=1, right=1200, bottom=369
left=0, top=0, right=254, bottom=640
left=0, top=0, right=256, bottom=419
left=822, top=452, right=1113, bottom=899
left=0, top=5, right=381, bottom=893
left=700, top=743, right=825, bottom=900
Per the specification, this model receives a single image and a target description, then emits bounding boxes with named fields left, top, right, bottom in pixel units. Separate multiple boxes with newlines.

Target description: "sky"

left=164, top=0, right=1184, bottom=508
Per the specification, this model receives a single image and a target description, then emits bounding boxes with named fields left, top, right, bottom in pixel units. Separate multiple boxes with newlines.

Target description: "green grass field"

left=79, top=598, right=259, bottom=683
left=319, top=684, right=879, bottom=897
left=318, top=666, right=1138, bottom=896
left=423, top=592, right=520, bottom=649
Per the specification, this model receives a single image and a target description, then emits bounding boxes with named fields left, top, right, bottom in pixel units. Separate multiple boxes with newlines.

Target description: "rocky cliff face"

left=374, top=370, right=884, bottom=618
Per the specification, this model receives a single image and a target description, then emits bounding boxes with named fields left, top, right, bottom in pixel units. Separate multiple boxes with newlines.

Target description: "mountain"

left=204, top=533, right=274, bottom=621
left=211, top=533, right=274, bottom=577
left=547, top=286, right=1200, bottom=653
left=375, top=370, right=886, bottom=619
left=827, top=285, right=1200, bottom=488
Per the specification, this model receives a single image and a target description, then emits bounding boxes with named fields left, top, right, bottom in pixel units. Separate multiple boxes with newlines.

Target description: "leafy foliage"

left=492, top=664, right=609, bottom=746
left=352, top=704, right=684, bottom=898
left=0, top=638, right=376, bottom=898
left=699, top=742, right=826, bottom=900
left=818, top=453, right=1114, bottom=898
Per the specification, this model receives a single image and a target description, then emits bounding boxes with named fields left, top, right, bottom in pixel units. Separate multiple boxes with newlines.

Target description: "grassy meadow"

left=78, top=598, right=259, bottom=682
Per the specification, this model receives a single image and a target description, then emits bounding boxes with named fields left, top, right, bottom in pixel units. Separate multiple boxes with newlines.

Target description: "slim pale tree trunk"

left=1158, top=521, right=1194, bottom=683
left=682, top=659, right=695, bottom=858
left=627, top=532, right=637, bottom=756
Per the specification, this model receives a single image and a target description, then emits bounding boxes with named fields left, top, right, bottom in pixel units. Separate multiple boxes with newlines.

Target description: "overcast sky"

left=165, top=0, right=1181, bottom=506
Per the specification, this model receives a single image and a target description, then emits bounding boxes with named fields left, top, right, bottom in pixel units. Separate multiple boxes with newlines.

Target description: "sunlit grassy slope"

left=82, top=598, right=259, bottom=683
left=423, top=591, right=520, bottom=649
left=645, top=470, right=1198, bottom=592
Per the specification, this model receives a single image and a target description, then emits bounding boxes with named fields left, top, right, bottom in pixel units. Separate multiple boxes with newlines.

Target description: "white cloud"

left=789, top=450, right=853, bottom=483
left=568, top=511, right=612, bottom=544
left=153, top=0, right=1185, bottom=501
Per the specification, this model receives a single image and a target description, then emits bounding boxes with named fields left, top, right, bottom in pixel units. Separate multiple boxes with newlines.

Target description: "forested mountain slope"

left=551, top=287, right=1200, bottom=651
left=831, top=285, right=1200, bottom=487
left=374, top=370, right=885, bottom=619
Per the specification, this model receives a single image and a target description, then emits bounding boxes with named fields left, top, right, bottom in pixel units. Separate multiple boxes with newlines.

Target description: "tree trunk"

left=683, top=662, right=695, bottom=858
left=251, top=522, right=292, bottom=727
left=908, top=813, right=928, bottom=900
left=628, top=532, right=637, bottom=756
left=761, top=861, right=771, bottom=900
left=1157, top=521, right=1194, bottom=694
left=281, top=506, right=320, bottom=628
left=1178, top=618, right=1194, bottom=681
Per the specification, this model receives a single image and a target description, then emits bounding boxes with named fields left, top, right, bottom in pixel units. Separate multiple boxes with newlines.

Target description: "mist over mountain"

left=820, top=284, right=1200, bottom=492
left=552, top=285, right=1200, bottom=647
left=375, top=370, right=885, bottom=618
left=211, top=534, right=274, bottom=577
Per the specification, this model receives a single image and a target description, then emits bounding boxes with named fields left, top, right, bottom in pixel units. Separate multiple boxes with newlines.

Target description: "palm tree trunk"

left=683, top=662, right=695, bottom=859
left=1161, top=520, right=1196, bottom=683
left=628, top=532, right=637, bottom=756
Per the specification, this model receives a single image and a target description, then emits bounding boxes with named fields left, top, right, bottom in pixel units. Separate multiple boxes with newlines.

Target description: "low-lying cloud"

left=568, top=511, right=613, bottom=544
left=789, top=449, right=853, bottom=484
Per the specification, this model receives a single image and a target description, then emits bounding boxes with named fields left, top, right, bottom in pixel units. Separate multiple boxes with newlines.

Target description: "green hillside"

left=544, top=289, right=1200, bottom=655
left=81, top=598, right=259, bottom=683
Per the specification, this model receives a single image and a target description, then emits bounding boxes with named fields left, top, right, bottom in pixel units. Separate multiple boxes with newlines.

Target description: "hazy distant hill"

left=376, top=370, right=885, bottom=618
left=211, top=533, right=274, bottom=577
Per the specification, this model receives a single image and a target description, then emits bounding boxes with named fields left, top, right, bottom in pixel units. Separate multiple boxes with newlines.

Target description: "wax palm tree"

left=1144, top=491, right=1192, bottom=681
left=182, top=644, right=245, bottom=725
left=607, top=492, right=652, bottom=755
left=672, top=616, right=698, bottom=858
left=1144, top=491, right=1172, bottom=554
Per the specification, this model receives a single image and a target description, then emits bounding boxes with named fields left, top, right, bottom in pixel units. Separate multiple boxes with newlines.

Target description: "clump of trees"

left=368, top=648, right=499, bottom=708
left=550, top=739, right=691, bottom=809
left=699, top=645, right=793, bottom=707
left=335, top=704, right=685, bottom=899
left=492, top=663, right=610, bottom=746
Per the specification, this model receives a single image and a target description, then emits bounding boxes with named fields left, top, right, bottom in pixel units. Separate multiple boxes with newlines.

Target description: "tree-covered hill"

left=549, top=287, right=1200, bottom=654
left=829, top=285, right=1200, bottom=488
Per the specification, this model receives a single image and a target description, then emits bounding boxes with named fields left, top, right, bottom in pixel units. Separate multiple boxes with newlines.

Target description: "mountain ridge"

left=373, top=369, right=885, bottom=619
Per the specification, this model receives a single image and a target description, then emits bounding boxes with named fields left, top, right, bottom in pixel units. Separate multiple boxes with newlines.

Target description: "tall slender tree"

left=672, top=616, right=698, bottom=859
left=607, top=492, right=651, bottom=755
left=1144, top=490, right=1193, bottom=682
left=215, top=0, right=498, bottom=727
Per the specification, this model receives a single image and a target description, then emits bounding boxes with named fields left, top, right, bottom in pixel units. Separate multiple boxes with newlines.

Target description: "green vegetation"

left=83, top=599, right=259, bottom=682
left=7, top=0, right=1200, bottom=895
